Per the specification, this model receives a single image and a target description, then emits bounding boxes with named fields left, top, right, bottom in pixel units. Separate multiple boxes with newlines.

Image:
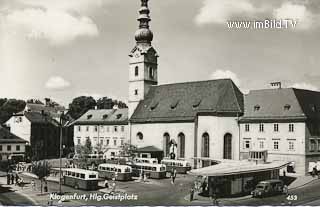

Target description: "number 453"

left=287, top=195, right=298, bottom=201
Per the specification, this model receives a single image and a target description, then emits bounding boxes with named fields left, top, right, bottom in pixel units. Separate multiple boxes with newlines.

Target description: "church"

left=128, top=0, right=244, bottom=168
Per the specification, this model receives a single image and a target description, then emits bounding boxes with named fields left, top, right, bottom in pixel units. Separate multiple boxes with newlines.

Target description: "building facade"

left=239, top=87, right=320, bottom=174
left=0, top=126, right=27, bottom=161
left=73, top=108, right=128, bottom=158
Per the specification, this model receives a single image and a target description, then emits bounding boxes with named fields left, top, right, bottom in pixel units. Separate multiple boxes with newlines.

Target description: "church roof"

left=240, top=88, right=320, bottom=122
left=73, top=108, right=128, bottom=125
left=130, top=79, right=244, bottom=123
left=136, top=145, right=162, bottom=152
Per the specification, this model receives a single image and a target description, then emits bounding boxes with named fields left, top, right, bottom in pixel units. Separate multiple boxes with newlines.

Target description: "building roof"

left=23, top=112, right=58, bottom=125
left=0, top=126, right=27, bottom=144
left=73, top=108, right=128, bottom=125
left=24, top=103, right=64, bottom=119
left=130, top=79, right=244, bottom=123
left=190, top=159, right=288, bottom=177
left=136, top=145, right=162, bottom=152
left=240, top=88, right=320, bottom=122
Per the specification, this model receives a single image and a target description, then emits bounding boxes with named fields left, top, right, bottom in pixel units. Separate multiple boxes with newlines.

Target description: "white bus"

left=63, top=168, right=99, bottom=190
left=131, top=163, right=166, bottom=179
left=161, top=159, right=191, bottom=174
left=98, top=163, right=132, bottom=181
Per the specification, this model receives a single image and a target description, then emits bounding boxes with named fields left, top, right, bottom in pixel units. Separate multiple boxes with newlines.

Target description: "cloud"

left=273, top=1, right=315, bottom=30
left=195, top=0, right=261, bottom=25
left=45, top=76, right=71, bottom=90
left=290, top=82, right=318, bottom=91
left=4, top=8, right=99, bottom=45
left=210, top=69, right=241, bottom=86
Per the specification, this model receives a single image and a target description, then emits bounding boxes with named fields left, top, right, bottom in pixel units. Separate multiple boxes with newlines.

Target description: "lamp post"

left=59, top=111, right=65, bottom=195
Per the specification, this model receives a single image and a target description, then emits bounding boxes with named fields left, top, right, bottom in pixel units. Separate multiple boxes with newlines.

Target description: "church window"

left=149, top=67, right=154, bottom=79
left=135, top=66, right=139, bottom=76
left=178, top=133, right=185, bottom=158
left=135, top=89, right=138, bottom=95
left=201, top=133, right=210, bottom=157
left=163, top=133, right=170, bottom=157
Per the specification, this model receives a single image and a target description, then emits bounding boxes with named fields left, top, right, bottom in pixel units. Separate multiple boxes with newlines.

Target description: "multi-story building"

left=5, top=103, right=72, bottom=160
left=239, top=86, right=320, bottom=174
left=73, top=108, right=128, bottom=158
left=0, top=126, right=27, bottom=161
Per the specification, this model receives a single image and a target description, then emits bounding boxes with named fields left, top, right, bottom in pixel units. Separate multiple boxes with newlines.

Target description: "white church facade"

left=127, top=0, right=244, bottom=168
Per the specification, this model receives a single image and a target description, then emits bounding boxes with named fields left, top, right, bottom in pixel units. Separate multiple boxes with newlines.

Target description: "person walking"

left=190, top=187, right=194, bottom=202
left=31, top=179, right=36, bottom=190
left=104, top=179, right=109, bottom=188
left=283, top=184, right=288, bottom=196
left=11, top=174, right=15, bottom=185
left=6, top=173, right=10, bottom=185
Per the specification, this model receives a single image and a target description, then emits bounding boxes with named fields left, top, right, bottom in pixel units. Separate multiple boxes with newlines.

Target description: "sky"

left=1, top=0, right=320, bottom=107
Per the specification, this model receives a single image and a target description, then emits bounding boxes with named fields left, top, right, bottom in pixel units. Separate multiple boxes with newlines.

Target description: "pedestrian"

left=11, top=174, right=15, bottom=185
left=283, top=184, right=288, bottom=195
left=31, top=179, right=36, bottom=190
left=44, top=180, right=48, bottom=192
left=6, top=173, right=10, bottom=185
left=104, top=179, right=109, bottom=188
left=111, top=182, right=116, bottom=194
left=190, top=187, right=194, bottom=202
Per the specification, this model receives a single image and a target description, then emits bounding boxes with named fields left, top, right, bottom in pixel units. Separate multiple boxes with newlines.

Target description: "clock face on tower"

left=134, top=53, right=140, bottom=58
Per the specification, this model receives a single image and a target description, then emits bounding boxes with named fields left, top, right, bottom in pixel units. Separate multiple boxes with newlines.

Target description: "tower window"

left=135, top=66, right=139, bottom=76
left=134, top=89, right=138, bottom=95
left=149, top=67, right=154, bottom=79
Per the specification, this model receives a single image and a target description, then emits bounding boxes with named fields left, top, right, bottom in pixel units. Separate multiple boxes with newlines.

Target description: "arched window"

left=201, top=133, right=209, bottom=157
left=163, top=133, right=170, bottom=157
left=178, top=133, right=185, bottom=158
left=135, top=66, right=139, bottom=76
left=137, top=132, right=143, bottom=140
left=223, top=133, right=232, bottom=159
left=149, top=67, right=154, bottom=79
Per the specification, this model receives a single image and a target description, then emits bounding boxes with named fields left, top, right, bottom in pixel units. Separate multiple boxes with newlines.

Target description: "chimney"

left=270, top=82, right=282, bottom=89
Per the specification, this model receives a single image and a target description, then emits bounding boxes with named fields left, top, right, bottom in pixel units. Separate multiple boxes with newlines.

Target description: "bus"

left=98, top=163, right=132, bottom=181
left=161, top=159, right=191, bottom=174
left=134, top=157, right=158, bottom=164
left=131, top=163, right=166, bottom=179
left=63, top=168, right=99, bottom=190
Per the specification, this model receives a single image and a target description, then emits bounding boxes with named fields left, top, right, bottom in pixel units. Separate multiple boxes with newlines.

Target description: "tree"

left=32, top=161, right=51, bottom=194
left=96, top=97, right=128, bottom=109
left=118, top=143, right=137, bottom=159
left=84, top=137, right=93, bottom=155
left=0, top=98, right=26, bottom=124
left=26, top=99, right=44, bottom=104
left=68, top=96, right=96, bottom=120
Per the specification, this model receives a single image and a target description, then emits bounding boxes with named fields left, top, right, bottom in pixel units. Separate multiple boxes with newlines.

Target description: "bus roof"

left=133, top=162, right=165, bottom=167
left=162, top=159, right=189, bottom=163
left=98, top=163, right=131, bottom=169
left=64, top=168, right=98, bottom=174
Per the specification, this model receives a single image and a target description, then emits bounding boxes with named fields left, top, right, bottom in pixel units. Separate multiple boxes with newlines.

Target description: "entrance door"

left=223, top=133, right=232, bottom=159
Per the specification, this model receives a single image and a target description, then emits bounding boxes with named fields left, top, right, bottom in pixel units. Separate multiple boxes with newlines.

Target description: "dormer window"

left=254, top=105, right=260, bottom=111
left=192, top=99, right=202, bottom=108
left=150, top=101, right=159, bottom=111
left=102, top=114, right=108, bottom=120
left=135, top=66, right=139, bottom=76
left=87, top=114, right=93, bottom=120
left=284, top=104, right=291, bottom=110
left=116, top=114, right=122, bottom=119
left=170, top=100, right=179, bottom=110
left=310, top=104, right=317, bottom=112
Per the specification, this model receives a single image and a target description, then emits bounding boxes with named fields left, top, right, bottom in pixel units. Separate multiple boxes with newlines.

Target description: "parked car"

left=251, top=179, right=284, bottom=198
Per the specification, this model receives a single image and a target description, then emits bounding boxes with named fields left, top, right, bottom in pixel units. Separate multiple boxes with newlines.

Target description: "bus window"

left=72, top=172, right=75, bottom=177
left=80, top=174, right=85, bottom=179
left=125, top=168, right=130, bottom=173
left=160, top=167, right=165, bottom=171
left=118, top=169, right=121, bottom=173
left=106, top=167, right=110, bottom=171
left=152, top=167, right=156, bottom=171
left=76, top=173, right=79, bottom=178
left=89, top=174, right=97, bottom=179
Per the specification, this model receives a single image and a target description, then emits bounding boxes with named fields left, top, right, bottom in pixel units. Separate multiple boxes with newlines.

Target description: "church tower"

left=128, top=0, right=159, bottom=118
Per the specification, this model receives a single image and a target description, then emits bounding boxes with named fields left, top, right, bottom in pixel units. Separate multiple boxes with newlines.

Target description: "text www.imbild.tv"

left=227, top=19, right=298, bottom=30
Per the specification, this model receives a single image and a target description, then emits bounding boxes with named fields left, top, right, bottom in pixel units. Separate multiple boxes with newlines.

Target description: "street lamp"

left=59, top=111, right=66, bottom=195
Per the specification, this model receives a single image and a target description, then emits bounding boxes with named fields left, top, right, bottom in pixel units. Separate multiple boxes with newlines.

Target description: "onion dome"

left=135, top=0, right=153, bottom=44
